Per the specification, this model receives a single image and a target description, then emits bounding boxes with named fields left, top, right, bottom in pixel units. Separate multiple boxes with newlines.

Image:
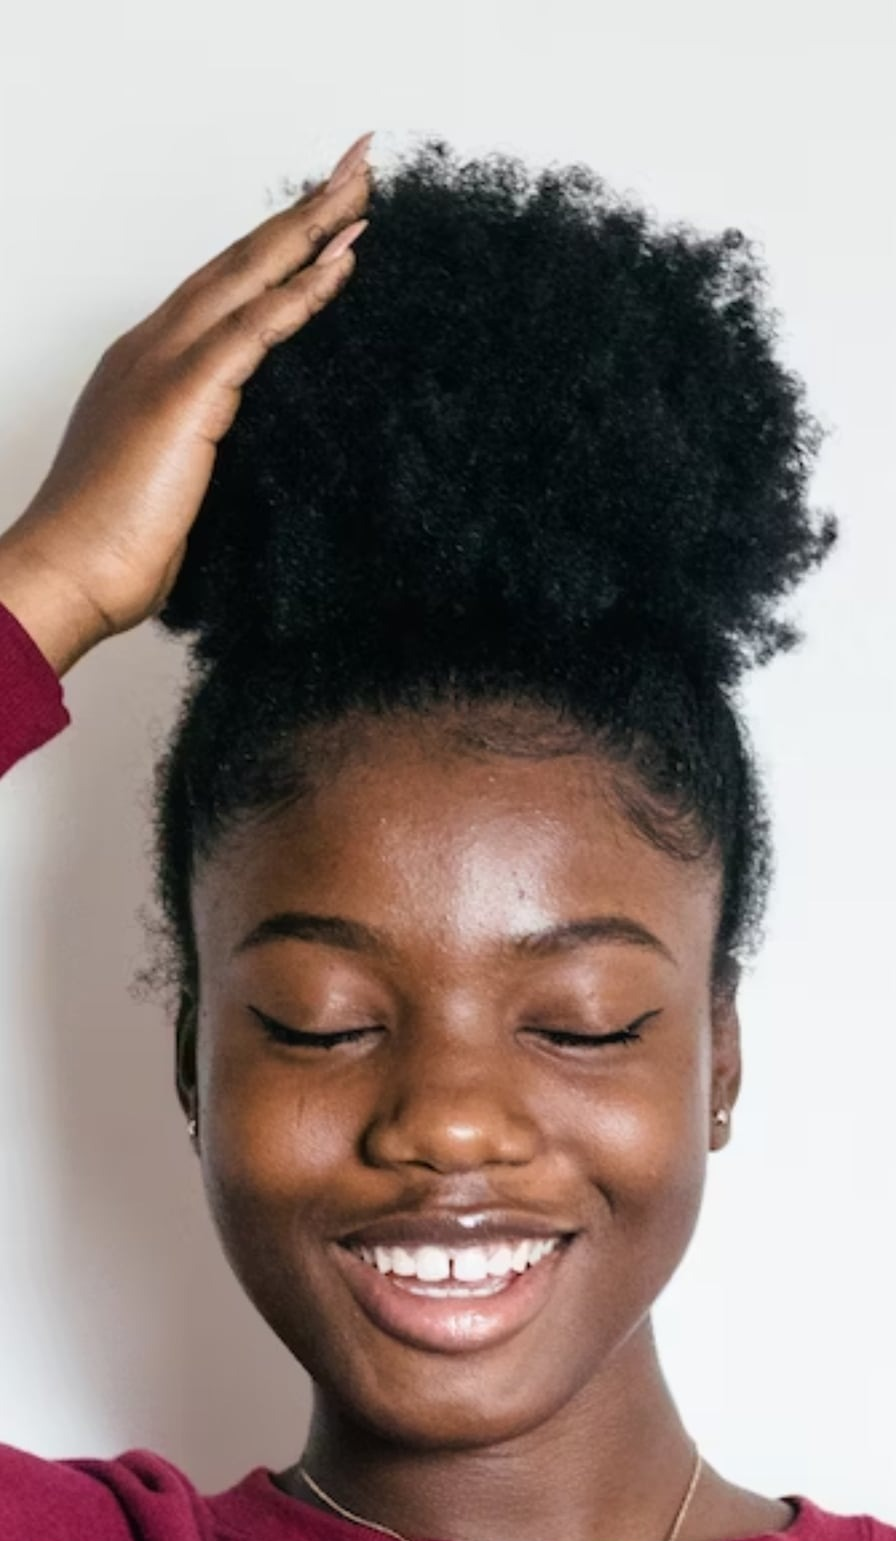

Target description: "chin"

left=311, top=1350, right=599, bottom=1451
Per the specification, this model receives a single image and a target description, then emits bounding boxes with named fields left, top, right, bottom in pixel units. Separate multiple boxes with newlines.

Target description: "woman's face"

left=184, top=705, right=739, bottom=1448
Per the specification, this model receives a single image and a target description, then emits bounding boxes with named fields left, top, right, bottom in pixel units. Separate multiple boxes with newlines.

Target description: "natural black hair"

left=151, top=137, right=836, bottom=1009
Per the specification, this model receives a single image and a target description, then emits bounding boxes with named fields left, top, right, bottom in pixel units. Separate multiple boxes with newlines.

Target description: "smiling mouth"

left=332, top=1234, right=575, bottom=1353
left=344, top=1235, right=565, bottom=1295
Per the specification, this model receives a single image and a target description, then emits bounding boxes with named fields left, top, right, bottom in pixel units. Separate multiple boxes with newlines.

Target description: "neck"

left=285, top=1321, right=699, bottom=1541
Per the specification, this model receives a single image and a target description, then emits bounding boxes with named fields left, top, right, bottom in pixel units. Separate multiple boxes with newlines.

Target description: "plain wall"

left=1, top=0, right=894, bottom=1515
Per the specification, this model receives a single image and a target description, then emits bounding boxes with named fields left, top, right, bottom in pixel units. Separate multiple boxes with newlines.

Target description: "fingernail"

left=326, top=131, right=375, bottom=192
left=315, top=218, right=369, bottom=266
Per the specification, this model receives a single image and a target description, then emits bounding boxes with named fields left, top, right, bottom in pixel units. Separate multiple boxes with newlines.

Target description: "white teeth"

left=391, top=1247, right=418, bottom=1278
left=353, top=1236, right=562, bottom=1283
left=416, top=1246, right=451, bottom=1282
left=486, top=1245, right=515, bottom=1277
left=511, top=1241, right=530, bottom=1273
left=452, top=1247, right=490, bottom=1283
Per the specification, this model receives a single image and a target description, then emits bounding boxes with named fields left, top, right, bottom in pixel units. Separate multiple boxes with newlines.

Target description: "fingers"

left=178, top=168, right=370, bottom=310
left=154, top=134, right=374, bottom=347
left=178, top=219, right=368, bottom=406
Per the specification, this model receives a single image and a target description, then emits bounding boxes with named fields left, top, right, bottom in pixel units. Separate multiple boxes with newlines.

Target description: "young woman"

left=0, top=132, right=891, bottom=1541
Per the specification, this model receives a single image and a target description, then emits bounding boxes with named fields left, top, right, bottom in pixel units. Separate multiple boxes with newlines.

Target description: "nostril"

left=360, top=1112, right=540, bottom=1176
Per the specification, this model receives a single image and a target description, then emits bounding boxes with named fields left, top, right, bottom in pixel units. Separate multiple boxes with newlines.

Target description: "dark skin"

left=179, top=705, right=796, bottom=1541
left=0, top=130, right=794, bottom=1541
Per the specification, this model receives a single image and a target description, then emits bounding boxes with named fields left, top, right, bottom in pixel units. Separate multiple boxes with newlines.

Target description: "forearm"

left=0, top=528, right=108, bottom=678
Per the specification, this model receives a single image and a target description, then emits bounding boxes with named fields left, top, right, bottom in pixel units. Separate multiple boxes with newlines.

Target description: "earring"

left=713, top=1108, right=730, bottom=1127
left=187, top=1116, right=198, bottom=1142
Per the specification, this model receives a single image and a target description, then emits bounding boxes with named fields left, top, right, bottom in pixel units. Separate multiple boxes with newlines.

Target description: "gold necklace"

left=297, top=1444, right=703, bottom=1541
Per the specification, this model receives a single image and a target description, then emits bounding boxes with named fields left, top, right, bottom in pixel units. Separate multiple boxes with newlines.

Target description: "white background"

left=1, top=0, right=894, bottom=1518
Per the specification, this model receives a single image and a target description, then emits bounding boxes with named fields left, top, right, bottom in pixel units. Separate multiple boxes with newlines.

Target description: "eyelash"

left=252, top=1011, right=378, bottom=1050
left=249, top=1008, right=656, bottom=1052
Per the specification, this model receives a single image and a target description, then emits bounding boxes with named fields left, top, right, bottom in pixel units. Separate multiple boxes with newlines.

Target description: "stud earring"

left=713, top=1108, right=730, bottom=1127
left=187, top=1116, right=198, bottom=1142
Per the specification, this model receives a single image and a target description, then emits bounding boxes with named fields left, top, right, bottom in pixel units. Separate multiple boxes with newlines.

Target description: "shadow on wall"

left=29, top=620, right=310, bottom=1490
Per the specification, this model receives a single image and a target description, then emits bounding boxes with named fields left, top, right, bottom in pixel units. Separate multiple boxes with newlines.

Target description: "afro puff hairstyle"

left=152, top=137, right=837, bottom=1007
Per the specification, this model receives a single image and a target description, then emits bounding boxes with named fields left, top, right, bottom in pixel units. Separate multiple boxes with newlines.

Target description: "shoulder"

left=0, top=1442, right=209, bottom=1540
left=783, top=1497, right=896, bottom=1541
left=0, top=1445, right=328, bottom=1540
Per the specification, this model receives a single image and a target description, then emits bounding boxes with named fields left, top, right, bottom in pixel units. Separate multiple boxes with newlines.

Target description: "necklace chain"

left=297, top=1445, right=703, bottom=1541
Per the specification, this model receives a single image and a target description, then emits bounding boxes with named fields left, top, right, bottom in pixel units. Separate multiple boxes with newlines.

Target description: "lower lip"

left=331, top=1240, right=573, bottom=1354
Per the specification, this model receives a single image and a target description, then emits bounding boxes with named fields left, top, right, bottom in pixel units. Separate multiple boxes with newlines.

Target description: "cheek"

left=196, top=1023, right=356, bottom=1257
left=595, top=1087, right=707, bottom=1220
left=557, top=1031, right=711, bottom=1242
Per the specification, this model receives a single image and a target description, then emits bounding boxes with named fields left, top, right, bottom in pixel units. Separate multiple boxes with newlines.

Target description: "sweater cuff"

left=0, top=601, right=71, bottom=776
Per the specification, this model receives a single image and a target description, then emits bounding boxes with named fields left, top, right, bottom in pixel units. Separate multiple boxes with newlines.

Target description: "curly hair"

left=151, top=138, right=836, bottom=1007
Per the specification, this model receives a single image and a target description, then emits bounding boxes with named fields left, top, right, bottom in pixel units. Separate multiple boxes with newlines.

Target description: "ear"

left=709, top=966, right=742, bottom=1152
left=175, top=988, right=198, bottom=1124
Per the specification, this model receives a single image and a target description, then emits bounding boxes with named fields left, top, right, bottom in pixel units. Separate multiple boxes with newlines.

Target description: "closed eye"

left=249, top=1006, right=662, bottom=1052
left=526, top=1008, right=662, bottom=1048
left=249, top=1007, right=384, bottom=1050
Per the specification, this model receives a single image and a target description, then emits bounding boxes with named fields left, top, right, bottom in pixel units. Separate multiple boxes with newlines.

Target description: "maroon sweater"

left=0, top=599, right=70, bottom=774
left=1, top=600, right=893, bottom=1539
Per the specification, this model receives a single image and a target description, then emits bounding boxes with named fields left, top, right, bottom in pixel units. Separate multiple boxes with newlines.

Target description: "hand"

left=0, top=131, right=373, bottom=676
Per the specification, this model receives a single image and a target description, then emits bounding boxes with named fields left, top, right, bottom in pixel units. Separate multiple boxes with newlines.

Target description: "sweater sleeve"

left=0, top=1444, right=211, bottom=1541
left=0, top=601, right=71, bottom=776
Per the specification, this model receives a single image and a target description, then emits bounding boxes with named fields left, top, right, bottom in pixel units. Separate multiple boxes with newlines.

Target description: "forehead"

left=191, top=706, right=722, bottom=973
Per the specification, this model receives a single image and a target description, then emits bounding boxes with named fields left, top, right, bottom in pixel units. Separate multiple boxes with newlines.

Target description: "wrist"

left=0, top=530, right=111, bottom=677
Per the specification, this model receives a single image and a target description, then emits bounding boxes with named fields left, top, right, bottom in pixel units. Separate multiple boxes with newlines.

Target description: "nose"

left=361, top=1032, right=543, bottom=1174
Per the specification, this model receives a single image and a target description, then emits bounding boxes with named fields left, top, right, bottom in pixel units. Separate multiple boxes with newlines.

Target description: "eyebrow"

left=232, top=911, right=676, bottom=965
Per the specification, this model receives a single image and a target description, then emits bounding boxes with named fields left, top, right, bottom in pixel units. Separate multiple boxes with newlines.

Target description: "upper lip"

left=336, top=1209, right=579, bottom=1250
